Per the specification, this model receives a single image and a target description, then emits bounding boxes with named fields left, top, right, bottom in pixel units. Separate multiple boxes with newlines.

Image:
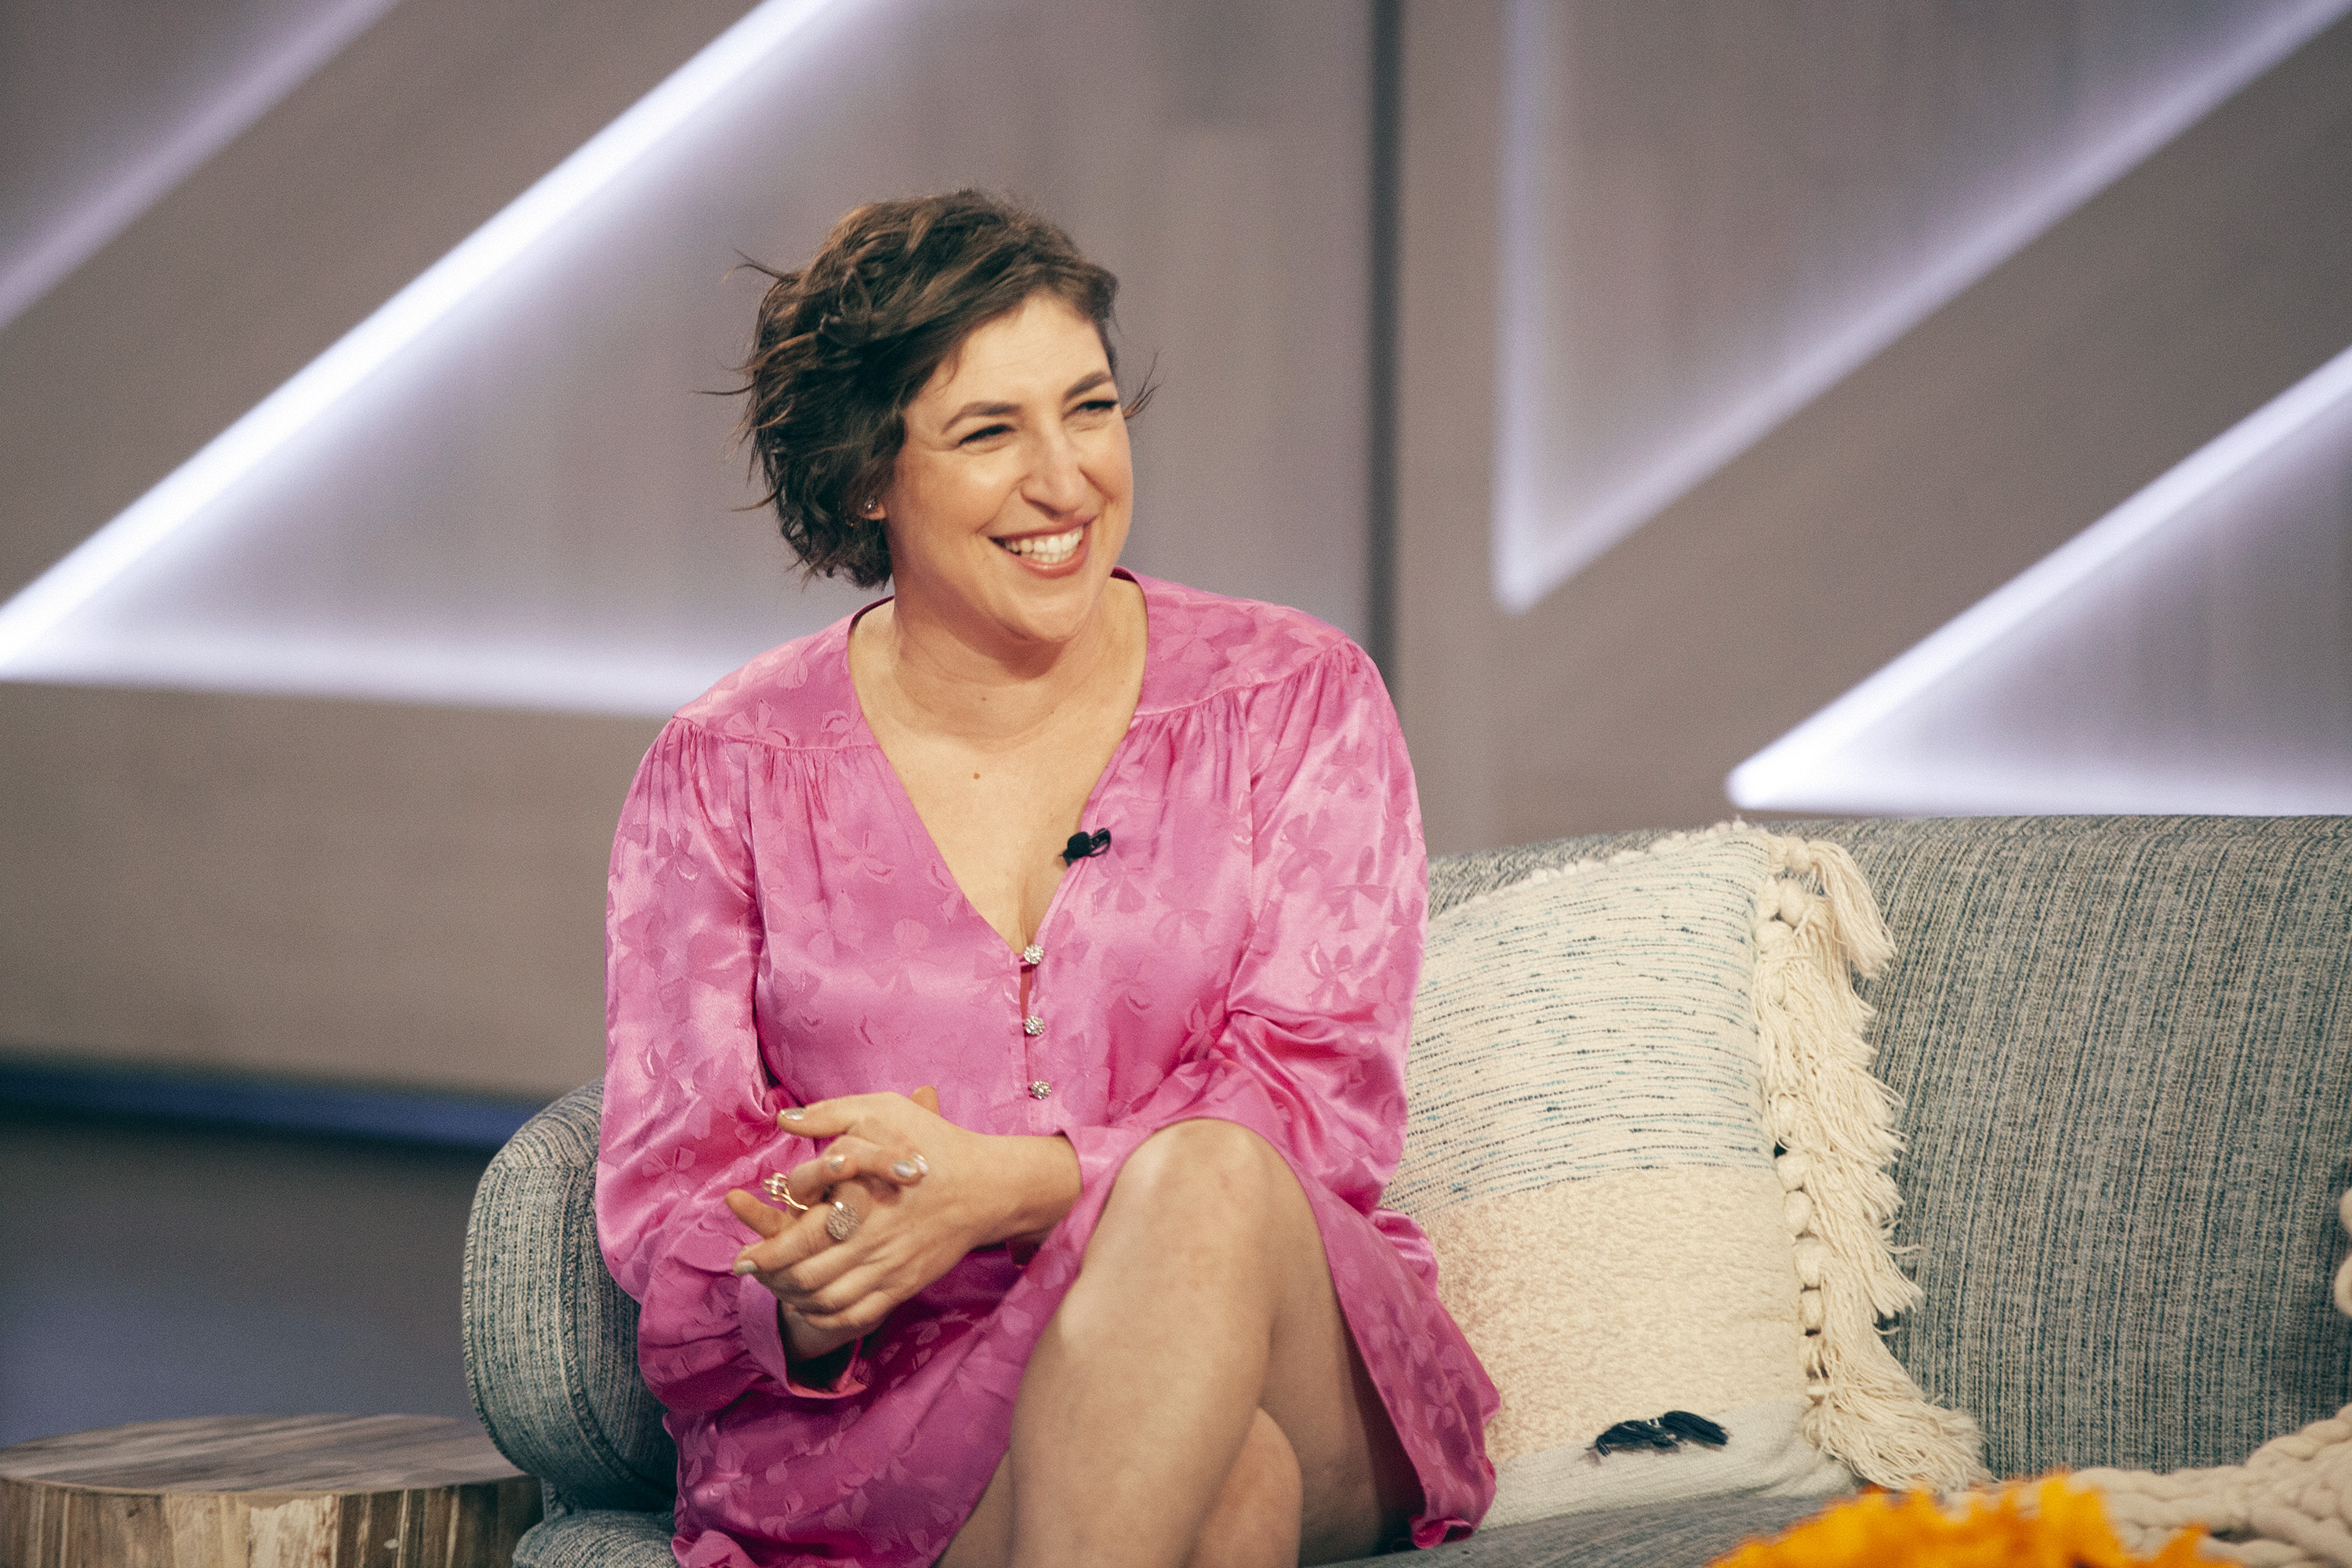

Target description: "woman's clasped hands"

left=724, top=1087, right=1081, bottom=1369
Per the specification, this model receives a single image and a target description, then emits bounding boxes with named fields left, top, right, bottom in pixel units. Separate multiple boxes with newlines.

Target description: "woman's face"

left=877, top=291, right=1133, bottom=653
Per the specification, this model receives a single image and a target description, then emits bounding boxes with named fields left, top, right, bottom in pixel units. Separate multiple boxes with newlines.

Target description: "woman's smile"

left=993, top=522, right=1087, bottom=570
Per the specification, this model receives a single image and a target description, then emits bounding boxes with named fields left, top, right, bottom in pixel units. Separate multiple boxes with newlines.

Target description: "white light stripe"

left=1726, top=336, right=2352, bottom=809
left=7, top=630, right=752, bottom=717
left=0, top=0, right=846, bottom=674
left=1493, top=0, right=2352, bottom=615
left=0, top=0, right=401, bottom=332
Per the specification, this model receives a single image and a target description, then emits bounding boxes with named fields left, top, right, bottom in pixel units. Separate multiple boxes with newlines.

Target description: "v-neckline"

left=844, top=570, right=1152, bottom=959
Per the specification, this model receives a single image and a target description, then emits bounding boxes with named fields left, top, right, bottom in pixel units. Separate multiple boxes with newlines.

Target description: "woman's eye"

left=1073, top=398, right=1119, bottom=417
left=958, top=423, right=1011, bottom=446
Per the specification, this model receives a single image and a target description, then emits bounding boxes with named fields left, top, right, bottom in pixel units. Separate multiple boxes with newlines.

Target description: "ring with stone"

left=825, top=1199, right=861, bottom=1243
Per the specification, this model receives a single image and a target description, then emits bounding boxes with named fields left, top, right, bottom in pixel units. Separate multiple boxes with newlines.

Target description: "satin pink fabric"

left=597, top=572, right=1497, bottom=1566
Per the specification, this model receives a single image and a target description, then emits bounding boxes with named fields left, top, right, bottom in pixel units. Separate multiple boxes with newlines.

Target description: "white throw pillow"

left=1389, top=827, right=1986, bottom=1527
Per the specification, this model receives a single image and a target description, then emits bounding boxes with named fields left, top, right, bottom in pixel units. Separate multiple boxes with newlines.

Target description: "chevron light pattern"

left=1729, top=341, right=2352, bottom=815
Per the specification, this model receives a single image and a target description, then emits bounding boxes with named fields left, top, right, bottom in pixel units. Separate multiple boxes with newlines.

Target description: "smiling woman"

left=596, top=192, right=1497, bottom=1568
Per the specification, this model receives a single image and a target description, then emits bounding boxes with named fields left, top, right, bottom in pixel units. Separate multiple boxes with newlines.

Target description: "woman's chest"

left=742, top=737, right=1258, bottom=1131
left=880, top=735, right=1113, bottom=952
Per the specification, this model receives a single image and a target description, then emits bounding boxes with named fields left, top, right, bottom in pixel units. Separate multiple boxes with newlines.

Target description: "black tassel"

left=1657, top=1410, right=1729, bottom=1447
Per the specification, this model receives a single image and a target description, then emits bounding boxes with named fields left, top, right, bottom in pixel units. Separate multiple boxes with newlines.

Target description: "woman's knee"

left=1116, top=1119, right=1293, bottom=1218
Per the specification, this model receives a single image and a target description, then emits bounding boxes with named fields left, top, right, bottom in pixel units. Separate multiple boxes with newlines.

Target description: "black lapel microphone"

left=1061, top=829, right=1112, bottom=865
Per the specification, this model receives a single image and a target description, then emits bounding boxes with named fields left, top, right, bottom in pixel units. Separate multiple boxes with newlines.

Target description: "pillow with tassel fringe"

left=1388, top=826, right=1987, bottom=1527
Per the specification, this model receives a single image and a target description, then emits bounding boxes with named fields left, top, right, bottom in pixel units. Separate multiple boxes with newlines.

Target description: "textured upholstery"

left=466, top=815, right=2352, bottom=1564
left=1407, top=1492, right=1832, bottom=1566
left=512, top=1507, right=677, bottom=1568
left=498, top=1494, right=1826, bottom=1568
left=1435, top=815, right=2352, bottom=1481
left=463, top=1081, right=675, bottom=1512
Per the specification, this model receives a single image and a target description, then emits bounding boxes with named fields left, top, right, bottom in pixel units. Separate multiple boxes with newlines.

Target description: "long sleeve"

left=1061, top=641, right=1426, bottom=1228
left=597, top=720, right=857, bottom=1414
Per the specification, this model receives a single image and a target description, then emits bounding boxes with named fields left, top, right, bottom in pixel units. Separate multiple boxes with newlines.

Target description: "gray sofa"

left=463, top=815, right=2352, bottom=1566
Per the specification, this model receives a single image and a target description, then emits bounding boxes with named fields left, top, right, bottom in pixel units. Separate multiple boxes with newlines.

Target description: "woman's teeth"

left=997, top=527, right=1083, bottom=566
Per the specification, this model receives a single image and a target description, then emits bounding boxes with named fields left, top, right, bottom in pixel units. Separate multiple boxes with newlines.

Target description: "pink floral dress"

left=597, top=572, right=1497, bottom=1566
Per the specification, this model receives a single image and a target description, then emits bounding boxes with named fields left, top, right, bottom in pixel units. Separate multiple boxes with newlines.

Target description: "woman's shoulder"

left=1132, top=573, right=1371, bottom=716
left=669, top=612, right=867, bottom=751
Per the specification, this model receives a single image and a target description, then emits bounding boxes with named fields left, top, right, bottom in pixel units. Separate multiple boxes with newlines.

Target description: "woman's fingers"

left=777, top=1099, right=855, bottom=1138
left=793, top=1287, right=900, bottom=1336
left=783, top=1136, right=927, bottom=1205
left=778, top=1087, right=948, bottom=1142
left=776, top=1091, right=915, bottom=1138
left=728, top=1191, right=841, bottom=1277
left=724, top=1186, right=791, bottom=1240
left=731, top=1175, right=893, bottom=1276
left=733, top=1227, right=822, bottom=1279
left=782, top=1246, right=902, bottom=1328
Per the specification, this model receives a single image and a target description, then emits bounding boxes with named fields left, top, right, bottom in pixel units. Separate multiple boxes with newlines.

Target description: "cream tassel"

left=1756, top=833, right=1988, bottom=1490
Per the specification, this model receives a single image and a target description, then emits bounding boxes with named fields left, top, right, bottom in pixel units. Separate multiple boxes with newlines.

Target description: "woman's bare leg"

left=949, top=1406, right=1303, bottom=1568
left=938, top=1119, right=1417, bottom=1568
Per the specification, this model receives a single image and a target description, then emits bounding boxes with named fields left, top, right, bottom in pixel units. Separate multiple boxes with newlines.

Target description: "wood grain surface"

left=0, top=1415, right=541, bottom=1568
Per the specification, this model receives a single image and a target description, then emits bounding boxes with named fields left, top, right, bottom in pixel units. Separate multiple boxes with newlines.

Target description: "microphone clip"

left=1061, top=828, right=1112, bottom=865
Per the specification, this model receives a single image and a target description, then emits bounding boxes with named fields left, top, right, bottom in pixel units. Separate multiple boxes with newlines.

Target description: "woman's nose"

left=1021, top=430, right=1089, bottom=514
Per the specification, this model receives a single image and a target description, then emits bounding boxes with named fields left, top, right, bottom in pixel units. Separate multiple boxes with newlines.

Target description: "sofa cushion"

left=505, top=1493, right=1832, bottom=1568
left=1392, top=828, right=1982, bottom=1525
left=1387, top=1490, right=1833, bottom=1567
left=1432, top=815, right=2352, bottom=1479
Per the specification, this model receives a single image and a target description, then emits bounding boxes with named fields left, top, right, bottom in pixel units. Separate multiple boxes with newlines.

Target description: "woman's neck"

left=852, top=577, right=1144, bottom=751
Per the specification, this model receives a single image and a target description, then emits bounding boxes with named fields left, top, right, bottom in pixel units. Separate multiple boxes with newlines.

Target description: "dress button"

left=1021, top=943, right=1044, bottom=966
left=1029, top=1080, right=1053, bottom=1099
left=1022, top=1015, right=1045, bottom=1036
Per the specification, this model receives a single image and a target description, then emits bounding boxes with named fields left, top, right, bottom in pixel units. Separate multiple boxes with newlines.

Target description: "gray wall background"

left=1, top=0, right=1368, bottom=1097
left=3, top=0, right=2347, bottom=1096
left=1399, top=0, right=2352, bottom=852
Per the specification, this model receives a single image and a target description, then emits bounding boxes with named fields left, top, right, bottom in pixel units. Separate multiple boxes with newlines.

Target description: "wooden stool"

left=0, top=1414, right=542, bottom=1568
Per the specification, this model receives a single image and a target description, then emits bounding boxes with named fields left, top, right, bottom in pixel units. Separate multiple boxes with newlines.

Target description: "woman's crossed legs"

left=939, top=1119, right=1419, bottom=1568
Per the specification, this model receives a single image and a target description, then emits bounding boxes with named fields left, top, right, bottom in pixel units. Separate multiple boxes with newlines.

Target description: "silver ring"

left=825, top=1200, right=861, bottom=1243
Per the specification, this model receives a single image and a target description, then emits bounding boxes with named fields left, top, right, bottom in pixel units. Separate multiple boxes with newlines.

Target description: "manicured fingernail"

left=780, top=1108, right=804, bottom=1123
left=913, top=1154, right=931, bottom=1174
left=731, top=1259, right=757, bottom=1276
left=826, top=1152, right=846, bottom=1172
left=891, top=1160, right=917, bottom=1180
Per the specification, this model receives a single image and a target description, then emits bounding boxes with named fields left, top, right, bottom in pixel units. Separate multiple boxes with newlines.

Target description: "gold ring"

left=761, top=1172, right=810, bottom=1213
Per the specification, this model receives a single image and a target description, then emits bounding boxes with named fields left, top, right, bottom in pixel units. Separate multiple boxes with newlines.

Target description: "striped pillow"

left=1389, top=826, right=1985, bottom=1526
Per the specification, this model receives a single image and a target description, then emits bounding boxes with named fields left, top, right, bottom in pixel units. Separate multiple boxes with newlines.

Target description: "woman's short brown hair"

left=735, top=191, right=1128, bottom=587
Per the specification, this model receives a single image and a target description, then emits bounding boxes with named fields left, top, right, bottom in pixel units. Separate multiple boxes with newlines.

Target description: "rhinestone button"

left=1029, top=1080, right=1053, bottom=1099
left=1021, top=943, right=1044, bottom=965
left=1022, top=1015, right=1045, bottom=1036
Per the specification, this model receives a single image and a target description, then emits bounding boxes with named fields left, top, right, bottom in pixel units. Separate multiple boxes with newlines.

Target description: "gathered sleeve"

left=596, top=720, right=867, bottom=1413
left=1062, top=641, right=1427, bottom=1237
